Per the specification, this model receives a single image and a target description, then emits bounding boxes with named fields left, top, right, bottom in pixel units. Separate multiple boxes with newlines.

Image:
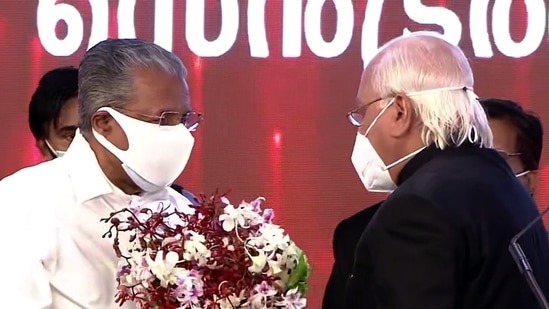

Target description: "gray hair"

left=78, top=38, right=188, bottom=132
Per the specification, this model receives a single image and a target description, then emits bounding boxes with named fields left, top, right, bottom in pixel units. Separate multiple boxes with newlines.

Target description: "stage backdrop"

left=1, top=0, right=548, bottom=307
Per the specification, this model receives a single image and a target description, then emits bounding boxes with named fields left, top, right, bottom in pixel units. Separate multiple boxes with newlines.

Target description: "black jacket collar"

left=397, top=143, right=492, bottom=185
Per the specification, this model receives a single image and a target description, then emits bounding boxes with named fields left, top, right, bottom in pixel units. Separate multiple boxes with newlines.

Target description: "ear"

left=36, top=139, right=53, bottom=160
left=91, top=111, right=114, bottom=136
left=526, top=170, right=539, bottom=196
left=389, top=94, right=415, bottom=137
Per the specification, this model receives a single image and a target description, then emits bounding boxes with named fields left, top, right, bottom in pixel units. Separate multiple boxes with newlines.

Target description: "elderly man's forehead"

left=357, top=72, right=380, bottom=103
left=383, top=33, right=456, bottom=52
left=367, top=34, right=458, bottom=70
left=357, top=56, right=384, bottom=100
left=359, top=34, right=463, bottom=87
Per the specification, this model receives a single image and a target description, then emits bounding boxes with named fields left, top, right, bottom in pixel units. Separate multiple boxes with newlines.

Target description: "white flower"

left=271, top=241, right=298, bottom=269
left=146, top=250, right=184, bottom=287
left=183, top=231, right=211, bottom=266
left=249, top=224, right=289, bottom=253
left=216, top=292, right=244, bottom=309
left=284, top=241, right=299, bottom=256
left=267, top=258, right=283, bottom=276
left=219, top=204, right=246, bottom=232
left=124, top=251, right=156, bottom=286
left=219, top=197, right=267, bottom=232
left=248, top=249, right=268, bottom=273
left=236, top=201, right=265, bottom=227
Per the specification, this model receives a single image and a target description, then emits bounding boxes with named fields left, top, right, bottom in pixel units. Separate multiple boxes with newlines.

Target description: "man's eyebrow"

left=57, top=125, right=78, bottom=133
left=156, top=109, right=184, bottom=116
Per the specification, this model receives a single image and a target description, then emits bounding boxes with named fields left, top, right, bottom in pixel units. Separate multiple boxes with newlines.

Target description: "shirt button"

left=349, top=274, right=354, bottom=279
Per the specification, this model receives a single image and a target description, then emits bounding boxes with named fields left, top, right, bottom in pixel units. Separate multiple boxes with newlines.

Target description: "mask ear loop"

left=364, top=98, right=395, bottom=136
left=462, top=86, right=481, bottom=144
left=44, top=140, right=59, bottom=159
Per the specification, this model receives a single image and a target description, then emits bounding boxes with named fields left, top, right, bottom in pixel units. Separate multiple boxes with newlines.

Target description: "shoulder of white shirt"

left=0, top=159, right=68, bottom=204
left=0, top=158, right=196, bottom=215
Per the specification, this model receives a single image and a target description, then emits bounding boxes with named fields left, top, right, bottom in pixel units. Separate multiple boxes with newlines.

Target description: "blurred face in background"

left=38, top=97, right=79, bottom=159
left=489, top=118, right=538, bottom=195
left=28, top=66, right=79, bottom=160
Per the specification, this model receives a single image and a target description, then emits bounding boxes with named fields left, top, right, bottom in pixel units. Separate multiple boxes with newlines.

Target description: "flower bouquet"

left=101, top=193, right=311, bottom=309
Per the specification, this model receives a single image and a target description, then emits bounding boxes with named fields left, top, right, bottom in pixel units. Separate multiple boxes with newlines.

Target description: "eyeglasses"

left=113, top=107, right=204, bottom=131
left=346, top=98, right=384, bottom=127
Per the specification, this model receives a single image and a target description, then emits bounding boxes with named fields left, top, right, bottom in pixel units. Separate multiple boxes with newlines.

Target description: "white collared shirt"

left=0, top=132, right=194, bottom=309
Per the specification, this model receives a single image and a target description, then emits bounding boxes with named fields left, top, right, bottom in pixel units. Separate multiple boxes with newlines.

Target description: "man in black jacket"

left=322, top=98, right=543, bottom=309
left=323, top=201, right=382, bottom=309
left=323, top=98, right=546, bottom=308
left=342, top=32, right=549, bottom=309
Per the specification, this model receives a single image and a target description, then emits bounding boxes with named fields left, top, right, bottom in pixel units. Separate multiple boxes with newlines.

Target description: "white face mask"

left=92, top=107, right=195, bottom=193
left=45, top=140, right=66, bottom=158
left=351, top=86, right=473, bottom=192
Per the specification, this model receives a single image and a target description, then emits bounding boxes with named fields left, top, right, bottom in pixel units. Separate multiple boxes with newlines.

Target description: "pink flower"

left=275, top=288, right=307, bottom=309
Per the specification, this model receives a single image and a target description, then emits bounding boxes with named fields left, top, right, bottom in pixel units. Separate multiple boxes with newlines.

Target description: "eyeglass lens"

left=159, top=111, right=203, bottom=131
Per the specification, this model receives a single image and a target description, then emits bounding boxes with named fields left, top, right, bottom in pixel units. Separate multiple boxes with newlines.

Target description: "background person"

left=481, top=98, right=543, bottom=196
left=28, top=66, right=79, bottom=159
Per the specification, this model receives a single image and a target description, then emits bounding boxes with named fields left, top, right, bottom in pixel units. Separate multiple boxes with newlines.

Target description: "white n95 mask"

left=92, top=107, right=195, bottom=193
left=45, top=140, right=66, bottom=158
left=351, top=131, right=424, bottom=192
left=351, top=86, right=470, bottom=192
left=351, top=131, right=395, bottom=192
left=351, top=98, right=406, bottom=193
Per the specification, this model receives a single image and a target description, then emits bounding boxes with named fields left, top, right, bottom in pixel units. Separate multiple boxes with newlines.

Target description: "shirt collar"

left=63, top=130, right=128, bottom=204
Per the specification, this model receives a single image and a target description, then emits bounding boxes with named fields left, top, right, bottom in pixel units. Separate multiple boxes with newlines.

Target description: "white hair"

left=366, top=31, right=493, bottom=149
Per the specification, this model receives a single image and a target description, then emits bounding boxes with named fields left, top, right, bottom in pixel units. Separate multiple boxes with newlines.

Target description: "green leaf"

left=286, top=247, right=312, bottom=294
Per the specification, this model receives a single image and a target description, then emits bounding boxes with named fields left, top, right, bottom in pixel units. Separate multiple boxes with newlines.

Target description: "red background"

left=1, top=1, right=548, bottom=307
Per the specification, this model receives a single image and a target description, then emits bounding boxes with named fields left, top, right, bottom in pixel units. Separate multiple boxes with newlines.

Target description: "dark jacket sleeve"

left=170, top=184, right=198, bottom=205
left=323, top=223, right=346, bottom=309
left=362, top=194, right=464, bottom=309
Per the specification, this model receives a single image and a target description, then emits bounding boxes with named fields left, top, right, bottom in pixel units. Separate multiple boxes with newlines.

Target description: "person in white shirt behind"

left=0, top=38, right=203, bottom=309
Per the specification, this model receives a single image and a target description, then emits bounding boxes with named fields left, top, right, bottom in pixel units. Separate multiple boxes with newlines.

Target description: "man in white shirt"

left=0, top=39, right=203, bottom=308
